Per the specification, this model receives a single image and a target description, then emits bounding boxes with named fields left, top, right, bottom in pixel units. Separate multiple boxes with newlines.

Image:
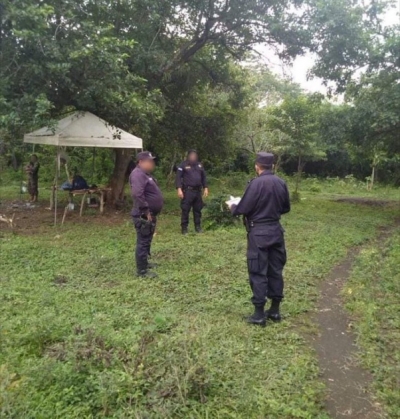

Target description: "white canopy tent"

left=24, top=111, right=143, bottom=148
left=23, top=111, right=143, bottom=225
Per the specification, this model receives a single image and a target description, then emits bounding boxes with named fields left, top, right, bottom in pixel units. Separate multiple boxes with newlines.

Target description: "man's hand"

left=203, top=188, right=209, bottom=198
left=147, top=212, right=153, bottom=222
left=177, top=188, right=184, bottom=199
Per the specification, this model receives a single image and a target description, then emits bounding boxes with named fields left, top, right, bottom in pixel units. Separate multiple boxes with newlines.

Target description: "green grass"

left=0, top=177, right=399, bottom=418
left=344, top=227, right=400, bottom=418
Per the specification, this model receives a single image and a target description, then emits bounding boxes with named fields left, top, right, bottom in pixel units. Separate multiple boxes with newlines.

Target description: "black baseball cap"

left=256, top=152, right=274, bottom=166
left=137, top=151, right=156, bottom=161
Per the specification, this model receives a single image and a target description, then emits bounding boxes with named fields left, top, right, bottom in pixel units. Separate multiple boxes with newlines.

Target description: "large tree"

left=267, top=94, right=327, bottom=193
left=0, top=0, right=390, bottom=202
left=344, top=24, right=400, bottom=186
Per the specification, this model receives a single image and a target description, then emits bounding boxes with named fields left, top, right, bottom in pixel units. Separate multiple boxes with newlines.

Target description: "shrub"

left=226, top=172, right=249, bottom=189
left=203, top=195, right=239, bottom=230
left=309, top=185, right=322, bottom=193
left=291, top=190, right=301, bottom=203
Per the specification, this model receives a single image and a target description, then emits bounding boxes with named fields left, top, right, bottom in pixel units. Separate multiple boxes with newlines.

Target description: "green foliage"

left=0, top=0, right=393, bottom=178
left=308, top=0, right=385, bottom=91
left=0, top=180, right=399, bottom=417
left=341, top=25, right=400, bottom=184
left=266, top=94, right=328, bottom=193
left=291, top=190, right=301, bottom=203
left=203, top=194, right=239, bottom=230
left=268, top=94, right=327, bottom=164
left=344, top=228, right=400, bottom=418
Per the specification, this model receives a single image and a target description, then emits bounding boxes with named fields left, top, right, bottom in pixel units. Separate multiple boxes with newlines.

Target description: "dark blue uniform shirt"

left=232, top=171, right=290, bottom=222
left=130, top=167, right=164, bottom=217
left=175, top=161, right=208, bottom=189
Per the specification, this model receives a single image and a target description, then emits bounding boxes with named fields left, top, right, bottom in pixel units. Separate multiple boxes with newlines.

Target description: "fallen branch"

left=0, top=213, right=16, bottom=229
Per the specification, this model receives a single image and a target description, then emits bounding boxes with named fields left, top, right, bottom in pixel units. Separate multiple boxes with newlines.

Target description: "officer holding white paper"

left=227, top=152, right=290, bottom=326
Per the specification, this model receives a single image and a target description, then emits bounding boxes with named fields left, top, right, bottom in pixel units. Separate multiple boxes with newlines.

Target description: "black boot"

left=245, top=305, right=266, bottom=326
left=137, top=269, right=158, bottom=278
left=182, top=227, right=188, bottom=235
left=136, top=260, right=158, bottom=278
left=265, top=300, right=281, bottom=322
left=195, top=225, right=203, bottom=233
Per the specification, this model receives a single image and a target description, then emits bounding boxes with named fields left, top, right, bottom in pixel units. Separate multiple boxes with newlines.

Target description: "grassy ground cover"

left=344, top=226, right=400, bottom=418
left=0, top=176, right=398, bottom=418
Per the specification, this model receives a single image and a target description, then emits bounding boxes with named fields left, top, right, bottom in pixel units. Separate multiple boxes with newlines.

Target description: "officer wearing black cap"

left=176, top=150, right=209, bottom=234
left=227, top=152, right=290, bottom=326
left=130, top=151, right=164, bottom=278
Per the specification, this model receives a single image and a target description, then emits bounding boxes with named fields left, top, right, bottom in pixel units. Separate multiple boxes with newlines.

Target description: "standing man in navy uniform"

left=176, top=150, right=209, bottom=234
left=130, top=151, right=164, bottom=278
left=227, top=152, right=290, bottom=326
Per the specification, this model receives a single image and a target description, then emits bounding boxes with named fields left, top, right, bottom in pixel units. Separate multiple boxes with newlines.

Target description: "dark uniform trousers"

left=134, top=217, right=157, bottom=271
left=246, top=222, right=286, bottom=307
left=181, top=188, right=203, bottom=228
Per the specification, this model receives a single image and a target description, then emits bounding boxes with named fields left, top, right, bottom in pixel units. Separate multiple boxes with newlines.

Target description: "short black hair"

left=256, top=163, right=273, bottom=171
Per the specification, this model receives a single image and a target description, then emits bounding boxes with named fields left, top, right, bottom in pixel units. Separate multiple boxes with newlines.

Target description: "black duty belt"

left=248, top=220, right=279, bottom=228
left=185, top=186, right=202, bottom=191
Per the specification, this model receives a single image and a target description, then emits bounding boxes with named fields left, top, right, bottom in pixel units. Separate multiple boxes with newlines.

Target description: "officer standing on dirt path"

left=227, top=152, right=290, bottom=326
left=176, top=150, right=209, bottom=234
left=130, top=151, right=163, bottom=278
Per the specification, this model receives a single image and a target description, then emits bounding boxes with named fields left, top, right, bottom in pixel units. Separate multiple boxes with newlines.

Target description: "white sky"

left=259, top=2, right=400, bottom=94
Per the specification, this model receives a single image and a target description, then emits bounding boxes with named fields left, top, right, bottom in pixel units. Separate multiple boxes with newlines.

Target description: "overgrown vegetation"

left=0, top=180, right=399, bottom=418
left=0, top=0, right=400, bottom=416
left=344, top=226, right=400, bottom=418
left=1, top=0, right=400, bottom=196
left=203, top=194, right=239, bottom=230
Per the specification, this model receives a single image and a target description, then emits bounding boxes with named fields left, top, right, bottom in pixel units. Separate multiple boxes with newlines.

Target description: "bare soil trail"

left=312, top=222, right=399, bottom=418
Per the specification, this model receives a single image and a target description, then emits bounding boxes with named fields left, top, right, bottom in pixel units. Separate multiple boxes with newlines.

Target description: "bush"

left=291, top=190, right=301, bottom=203
left=203, top=194, right=239, bottom=230
left=213, top=172, right=250, bottom=191
left=309, top=185, right=322, bottom=193
left=226, top=172, right=250, bottom=190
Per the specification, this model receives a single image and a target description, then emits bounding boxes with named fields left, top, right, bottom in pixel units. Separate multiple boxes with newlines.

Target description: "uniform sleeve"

left=175, top=162, right=184, bottom=189
left=282, top=182, right=291, bottom=214
left=201, top=166, right=208, bottom=188
left=130, top=171, right=149, bottom=213
left=231, top=181, right=260, bottom=216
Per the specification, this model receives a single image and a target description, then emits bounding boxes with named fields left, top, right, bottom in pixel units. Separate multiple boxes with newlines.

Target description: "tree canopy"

left=1, top=0, right=399, bottom=193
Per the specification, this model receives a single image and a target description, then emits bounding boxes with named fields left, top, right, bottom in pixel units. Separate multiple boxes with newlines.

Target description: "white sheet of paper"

left=225, top=196, right=241, bottom=207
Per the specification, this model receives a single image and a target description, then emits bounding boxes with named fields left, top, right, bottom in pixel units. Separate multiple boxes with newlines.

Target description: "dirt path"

left=311, top=224, right=398, bottom=418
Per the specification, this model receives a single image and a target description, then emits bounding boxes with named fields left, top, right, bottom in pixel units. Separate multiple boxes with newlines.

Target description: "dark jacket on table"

left=175, top=161, right=207, bottom=189
left=130, top=167, right=163, bottom=217
left=232, top=171, right=290, bottom=222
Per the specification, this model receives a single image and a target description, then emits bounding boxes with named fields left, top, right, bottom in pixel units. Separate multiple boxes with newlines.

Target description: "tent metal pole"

left=54, top=147, right=59, bottom=226
left=19, top=148, right=24, bottom=201
left=92, top=147, right=96, bottom=184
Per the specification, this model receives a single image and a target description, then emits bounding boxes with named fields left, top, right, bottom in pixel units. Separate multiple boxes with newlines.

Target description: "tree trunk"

left=108, top=149, right=132, bottom=205
left=295, top=154, right=303, bottom=194
left=11, top=150, right=18, bottom=170
left=275, top=154, right=282, bottom=172
left=370, top=165, right=375, bottom=190
left=249, top=135, right=256, bottom=154
left=166, top=147, right=178, bottom=188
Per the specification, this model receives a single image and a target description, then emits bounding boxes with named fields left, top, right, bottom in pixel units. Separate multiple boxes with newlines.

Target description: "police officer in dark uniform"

left=176, top=150, right=209, bottom=234
left=130, top=151, right=164, bottom=278
left=228, top=152, right=290, bottom=326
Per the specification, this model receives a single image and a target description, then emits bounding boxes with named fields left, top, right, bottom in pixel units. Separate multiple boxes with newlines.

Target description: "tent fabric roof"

left=23, top=111, right=143, bottom=149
